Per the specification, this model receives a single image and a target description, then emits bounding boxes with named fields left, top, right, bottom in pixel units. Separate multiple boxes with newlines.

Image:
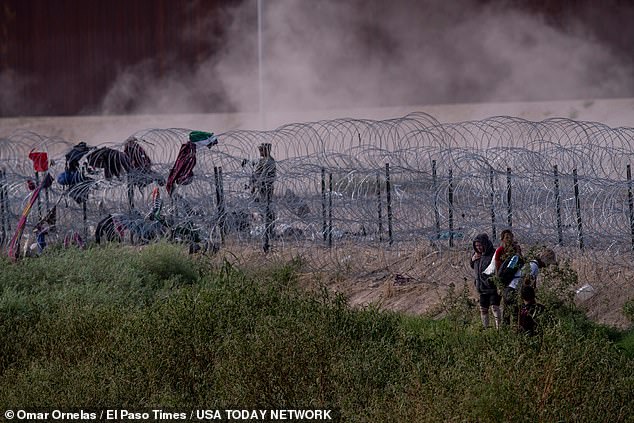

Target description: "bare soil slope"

left=212, top=243, right=634, bottom=330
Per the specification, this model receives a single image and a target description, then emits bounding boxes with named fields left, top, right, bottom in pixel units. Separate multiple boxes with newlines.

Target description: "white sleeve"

left=483, top=250, right=498, bottom=275
left=530, top=261, right=539, bottom=278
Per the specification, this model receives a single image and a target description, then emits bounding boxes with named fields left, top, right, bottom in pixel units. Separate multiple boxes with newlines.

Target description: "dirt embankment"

left=216, top=243, right=634, bottom=329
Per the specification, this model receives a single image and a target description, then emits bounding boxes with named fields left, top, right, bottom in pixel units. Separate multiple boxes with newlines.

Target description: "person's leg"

left=491, top=292, right=502, bottom=329
left=480, top=308, right=489, bottom=327
left=262, top=188, right=275, bottom=240
left=479, top=294, right=490, bottom=328
left=507, top=289, right=519, bottom=326
left=503, top=287, right=516, bottom=325
left=491, top=306, right=501, bottom=329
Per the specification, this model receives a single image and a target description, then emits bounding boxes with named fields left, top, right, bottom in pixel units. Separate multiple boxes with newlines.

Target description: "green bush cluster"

left=1, top=243, right=633, bottom=422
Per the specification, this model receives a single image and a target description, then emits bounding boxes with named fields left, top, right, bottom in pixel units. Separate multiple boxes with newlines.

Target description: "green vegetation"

left=1, top=243, right=633, bottom=422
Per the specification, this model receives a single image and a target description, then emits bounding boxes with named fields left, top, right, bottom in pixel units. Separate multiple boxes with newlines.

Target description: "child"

left=518, top=285, right=545, bottom=335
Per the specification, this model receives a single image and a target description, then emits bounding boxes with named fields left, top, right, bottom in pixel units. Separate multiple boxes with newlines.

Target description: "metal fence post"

left=376, top=171, right=383, bottom=242
left=0, top=169, right=5, bottom=245
left=82, top=200, right=88, bottom=243
left=214, top=166, right=226, bottom=244
left=35, top=171, right=42, bottom=220
left=627, top=165, right=634, bottom=251
left=321, top=168, right=327, bottom=242
left=573, top=168, right=584, bottom=250
left=489, top=167, right=496, bottom=241
left=385, top=163, right=393, bottom=246
left=432, top=160, right=440, bottom=240
left=127, top=175, right=134, bottom=244
left=553, top=165, right=563, bottom=246
left=506, top=167, right=512, bottom=227
left=448, top=168, right=454, bottom=247
left=328, top=172, right=333, bottom=248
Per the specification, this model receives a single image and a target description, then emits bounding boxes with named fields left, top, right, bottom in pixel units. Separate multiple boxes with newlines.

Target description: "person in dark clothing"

left=470, top=233, right=502, bottom=329
left=518, top=285, right=545, bottom=335
left=504, top=247, right=557, bottom=325
left=251, top=143, right=277, bottom=242
left=251, top=143, right=277, bottom=202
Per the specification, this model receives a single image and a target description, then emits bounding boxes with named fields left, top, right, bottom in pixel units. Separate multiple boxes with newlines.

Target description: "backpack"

left=521, top=260, right=539, bottom=287
left=497, top=254, right=525, bottom=286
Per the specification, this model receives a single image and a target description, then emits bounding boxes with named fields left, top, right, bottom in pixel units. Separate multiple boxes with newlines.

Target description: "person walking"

left=470, top=233, right=502, bottom=329
left=251, top=143, right=276, bottom=203
left=494, top=229, right=522, bottom=270
left=523, top=248, right=558, bottom=288
left=493, top=229, right=525, bottom=326
left=251, top=143, right=277, bottom=250
left=504, top=247, right=557, bottom=324
left=518, top=285, right=545, bottom=335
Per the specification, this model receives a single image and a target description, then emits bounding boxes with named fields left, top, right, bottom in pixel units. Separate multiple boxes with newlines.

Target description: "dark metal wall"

left=0, top=0, right=237, bottom=117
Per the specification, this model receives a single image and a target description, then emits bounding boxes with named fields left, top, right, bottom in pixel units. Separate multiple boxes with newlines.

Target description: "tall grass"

left=0, top=243, right=632, bottom=422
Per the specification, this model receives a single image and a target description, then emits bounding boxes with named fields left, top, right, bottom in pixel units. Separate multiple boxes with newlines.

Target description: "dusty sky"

left=1, top=0, right=632, bottom=118
left=99, top=0, right=634, bottom=116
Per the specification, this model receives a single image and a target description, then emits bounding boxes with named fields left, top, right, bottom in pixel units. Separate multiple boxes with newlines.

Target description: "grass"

left=0, top=242, right=633, bottom=422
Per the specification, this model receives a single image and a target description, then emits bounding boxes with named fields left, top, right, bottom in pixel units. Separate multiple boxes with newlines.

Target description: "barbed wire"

left=1, top=114, right=634, bottom=283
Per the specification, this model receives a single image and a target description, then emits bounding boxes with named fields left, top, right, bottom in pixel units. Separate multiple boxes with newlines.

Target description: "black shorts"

left=479, top=292, right=501, bottom=308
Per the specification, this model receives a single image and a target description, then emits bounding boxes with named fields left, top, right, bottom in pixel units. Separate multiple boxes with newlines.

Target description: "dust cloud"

left=94, top=0, right=634, bottom=119
left=216, top=0, right=633, bottom=110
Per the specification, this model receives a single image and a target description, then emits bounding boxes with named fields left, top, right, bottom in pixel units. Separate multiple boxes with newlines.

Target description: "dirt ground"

left=214, top=242, right=634, bottom=330
left=210, top=240, right=634, bottom=329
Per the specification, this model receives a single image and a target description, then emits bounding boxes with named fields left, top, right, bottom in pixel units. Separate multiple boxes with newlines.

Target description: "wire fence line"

left=1, top=113, right=634, bottom=266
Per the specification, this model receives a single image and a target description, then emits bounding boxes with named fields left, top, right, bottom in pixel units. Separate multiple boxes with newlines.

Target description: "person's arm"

left=251, top=161, right=262, bottom=192
left=494, top=246, right=504, bottom=270
left=530, top=261, right=539, bottom=287
left=470, top=252, right=481, bottom=269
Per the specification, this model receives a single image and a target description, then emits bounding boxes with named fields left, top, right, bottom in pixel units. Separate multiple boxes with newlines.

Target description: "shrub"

left=624, top=298, right=634, bottom=325
left=0, top=246, right=632, bottom=422
left=136, top=242, right=199, bottom=287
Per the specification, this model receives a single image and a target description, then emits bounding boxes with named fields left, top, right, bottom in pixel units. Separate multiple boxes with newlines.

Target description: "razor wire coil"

left=1, top=113, right=634, bottom=276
